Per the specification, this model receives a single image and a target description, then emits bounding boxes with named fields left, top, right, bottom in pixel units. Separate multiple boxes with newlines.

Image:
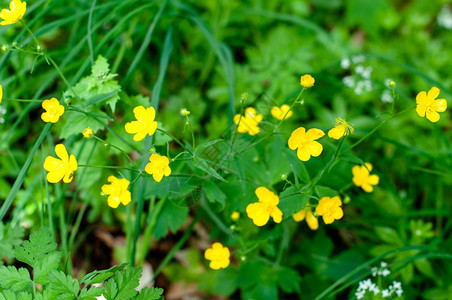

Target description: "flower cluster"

left=355, top=262, right=403, bottom=299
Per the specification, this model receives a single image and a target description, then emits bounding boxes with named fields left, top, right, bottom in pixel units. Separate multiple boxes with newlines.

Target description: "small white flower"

left=382, top=289, right=391, bottom=298
left=395, top=288, right=403, bottom=297
left=381, top=90, right=393, bottom=103
left=393, top=281, right=402, bottom=289
left=380, top=262, right=387, bottom=268
left=371, top=267, right=378, bottom=277
left=341, top=57, right=351, bottom=69
left=352, top=55, right=365, bottom=64
left=343, top=76, right=355, bottom=88
left=355, top=65, right=365, bottom=75
left=438, top=5, right=452, bottom=29
left=382, top=268, right=391, bottom=277
left=361, top=66, right=373, bottom=79
left=355, top=290, right=365, bottom=299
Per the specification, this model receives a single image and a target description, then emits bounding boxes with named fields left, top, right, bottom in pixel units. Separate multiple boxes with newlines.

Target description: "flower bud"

left=180, top=108, right=190, bottom=116
left=388, top=80, right=396, bottom=88
left=149, top=147, right=156, bottom=154
left=82, top=128, right=94, bottom=139
left=1, top=45, right=8, bottom=52
left=280, top=173, right=288, bottom=181
left=343, top=195, right=351, bottom=204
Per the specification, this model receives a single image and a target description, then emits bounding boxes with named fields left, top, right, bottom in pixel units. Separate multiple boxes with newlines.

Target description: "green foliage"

left=0, top=222, right=25, bottom=265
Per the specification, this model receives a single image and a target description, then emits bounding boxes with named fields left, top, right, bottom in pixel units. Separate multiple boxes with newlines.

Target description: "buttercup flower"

left=231, top=211, right=240, bottom=221
left=82, top=128, right=93, bottom=138
left=43, top=144, right=77, bottom=183
left=352, top=163, right=379, bottom=193
left=101, top=176, right=131, bottom=208
left=0, top=0, right=26, bottom=26
left=315, top=196, right=343, bottom=224
left=246, top=187, right=283, bottom=226
left=145, top=153, right=171, bottom=182
left=233, top=107, right=263, bottom=136
left=125, top=106, right=158, bottom=141
left=288, top=127, right=325, bottom=161
left=293, top=204, right=319, bottom=230
left=180, top=108, right=190, bottom=116
left=41, top=98, right=64, bottom=123
left=300, top=74, right=315, bottom=88
left=271, top=104, right=293, bottom=121
left=204, top=242, right=230, bottom=270
left=328, top=117, right=354, bottom=140
left=416, top=87, right=447, bottom=122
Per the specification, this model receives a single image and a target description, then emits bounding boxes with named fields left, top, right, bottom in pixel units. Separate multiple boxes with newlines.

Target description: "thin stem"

left=274, top=87, right=305, bottom=131
left=2, top=98, right=41, bottom=102
left=93, top=135, right=135, bottom=165
left=156, top=128, right=193, bottom=155
left=185, top=116, right=196, bottom=150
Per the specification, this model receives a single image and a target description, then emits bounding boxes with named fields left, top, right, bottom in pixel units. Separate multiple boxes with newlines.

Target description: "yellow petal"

left=305, top=128, right=325, bottom=140
left=43, top=156, right=62, bottom=172
left=427, top=87, right=440, bottom=99
left=271, top=207, right=283, bottom=223
left=433, top=99, right=447, bottom=112
left=426, top=110, right=440, bottom=122
left=416, top=91, right=427, bottom=105
left=133, top=130, right=148, bottom=142
left=328, top=125, right=345, bottom=140
left=145, top=106, right=156, bottom=122
left=297, top=147, right=311, bottom=161
left=322, top=215, right=334, bottom=224
left=361, top=184, right=374, bottom=193
left=307, top=141, right=323, bottom=157
left=333, top=207, right=344, bottom=220
left=368, top=174, right=379, bottom=185
left=125, top=120, right=142, bottom=134
left=153, top=172, right=164, bottom=182
left=133, top=106, right=147, bottom=120
left=293, top=209, right=306, bottom=222
left=47, top=171, right=65, bottom=183
left=102, top=184, right=113, bottom=195
left=55, top=144, right=69, bottom=162
left=306, top=211, right=319, bottom=230
left=416, top=104, right=426, bottom=117
left=120, top=190, right=132, bottom=206
left=108, top=196, right=120, bottom=208
left=288, top=127, right=306, bottom=150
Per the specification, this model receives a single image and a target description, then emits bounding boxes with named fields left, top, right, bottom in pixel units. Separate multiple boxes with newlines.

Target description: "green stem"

left=2, top=98, right=41, bottom=102
left=343, top=106, right=415, bottom=153
left=185, top=116, right=196, bottom=150
left=274, top=87, right=305, bottom=131
left=93, top=135, right=135, bottom=165
left=156, top=128, right=193, bottom=155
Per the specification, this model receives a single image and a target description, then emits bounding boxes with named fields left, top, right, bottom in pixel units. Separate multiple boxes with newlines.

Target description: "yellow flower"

left=416, top=87, right=447, bottom=122
left=328, top=118, right=354, bottom=140
left=233, top=107, right=263, bottom=136
left=101, top=176, right=131, bottom=208
left=315, top=196, right=343, bottom=224
left=293, top=205, right=319, bottom=230
left=82, top=128, right=93, bottom=138
left=271, top=104, right=293, bottom=121
left=288, top=127, right=325, bottom=161
left=246, top=187, right=283, bottom=226
left=125, top=106, right=158, bottom=141
left=43, top=144, right=77, bottom=183
left=231, top=211, right=240, bottom=221
left=204, top=242, right=230, bottom=270
left=145, top=153, right=171, bottom=182
left=300, top=74, right=315, bottom=88
left=352, top=163, right=379, bottom=193
left=180, top=108, right=190, bottom=116
left=0, top=84, right=2, bottom=103
left=41, top=98, right=64, bottom=123
left=0, top=0, right=26, bottom=26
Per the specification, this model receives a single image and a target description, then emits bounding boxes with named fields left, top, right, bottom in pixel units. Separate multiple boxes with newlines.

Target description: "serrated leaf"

left=47, top=270, right=79, bottom=299
left=153, top=200, right=189, bottom=239
left=0, top=290, right=17, bottom=300
left=34, top=251, right=62, bottom=284
left=85, top=89, right=120, bottom=106
left=136, top=287, right=164, bottom=300
left=103, top=267, right=142, bottom=300
left=59, top=111, right=108, bottom=139
left=203, top=181, right=226, bottom=209
left=78, top=286, right=103, bottom=299
left=0, top=223, right=25, bottom=264
left=80, top=263, right=128, bottom=285
left=193, top=157, right=226, bottom=182
left=16, top=292, right=33, bottom=300
left=278, top=186, right=310, bottom=218
left=91, top=56, right=110, bottom=77
left=14, top=228, right=57, bottom=268
left=0, top=266, right=32, bottom=291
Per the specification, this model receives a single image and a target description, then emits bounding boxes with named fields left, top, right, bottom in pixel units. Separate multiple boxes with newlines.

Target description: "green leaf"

left=80, top=263, right=128, bottom=285
left=14, top=228, right=57, bottom=268
left=203, top=181, right=226, bottom=209
left=91, top=55, right=110, bottom=77
left=78, top=286, right=103, bottom=300
left=47, top=270, right=79, bottom=299
left=34, top=252, right=62, bottom=284
left=0, top=266, right=32, bottom=291
left=78, top=286, right=104, bottom=300
left=0, top=223, right=25, bottom=264
left=193, top=157, right=226, bottom=182
left=136, top=287, right=164, bottom=300
left=103, top=266, right=142, bottom=300
left=374, top=227, right=403, bottom=246
left=85, top=89, right=120, bottom=106
left=59, top=110, right=108, bottom=139
left=153, top=200, right=189, bottom=239
left=277, top=267, right=301, bottom=294
left=278, top=186, right=309, bottom=218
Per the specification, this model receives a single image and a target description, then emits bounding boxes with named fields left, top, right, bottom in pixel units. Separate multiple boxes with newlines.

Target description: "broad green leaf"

left=203, top=181, right=226, bottom=209
left=59, top=110, right=108, bottom=140
left=153, top=200, right=189, bottom=239
left=374, top=227, right=403, bottom=246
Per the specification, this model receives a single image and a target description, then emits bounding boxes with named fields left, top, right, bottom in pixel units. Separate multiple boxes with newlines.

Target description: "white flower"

left=382, top=268, right=391, bottom=277
left=355, top=65, right=365, bottom=75
left=382, top=289, right=391, bottom=298
left=355, top=290, right=365, bottom=299
left=393, top=281, right=402, bottom=289
left=438, top=5, right=452, bottom=29
left=343, top=76, right=355, bottom=88
left=395, top=288, right=403, bottom=297
left=341, top=57, right=351, bottom=69
left=361, top=66, right=373, bottom=79
left=352, top=55, right=365, bottom=64
left=381, top=90, right=393, bottom=103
